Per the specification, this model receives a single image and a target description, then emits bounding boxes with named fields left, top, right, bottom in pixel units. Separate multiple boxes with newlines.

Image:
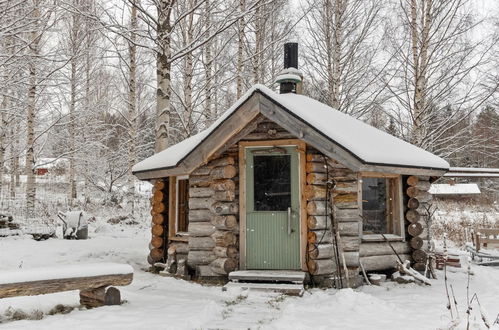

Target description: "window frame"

left=168, top=175, right=190, bottom=242
left=359, top=172, right=404, bottom=241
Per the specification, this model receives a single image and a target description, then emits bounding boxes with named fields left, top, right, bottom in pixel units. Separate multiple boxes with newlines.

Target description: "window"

left=361, top=175, right=402, bottom=236
left=253, top=154, right=291, bottom=211
left=169, top=176, right=189, bottom=239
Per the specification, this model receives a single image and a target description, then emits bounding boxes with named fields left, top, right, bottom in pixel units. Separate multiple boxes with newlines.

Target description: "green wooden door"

left=245, top=146, right=300, bottom=270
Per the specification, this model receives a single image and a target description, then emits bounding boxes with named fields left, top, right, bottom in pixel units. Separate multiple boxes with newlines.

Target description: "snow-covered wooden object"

left=0, top=263, right=133, bottom=307
left=59, top=211, right=90, bottom=239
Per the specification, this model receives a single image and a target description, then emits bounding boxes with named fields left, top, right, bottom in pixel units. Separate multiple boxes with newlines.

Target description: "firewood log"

left=154, top=180, right=166, bottom=190
left=153, top=190, right=165, bottom=203
left=79, top=287, right=106, bottom=308
left=307, top=230, right=333, bottom=244
left=308, top=243, right=334, bottom=259
left=405, top=210, right=420, bottom=223
left=210, top=258, right=237, bottom=274
left=306, top=201, right=328, bottom=215
left=307, top=215, right=330, bottom=230
left=412, top=249, right=427, bottom=263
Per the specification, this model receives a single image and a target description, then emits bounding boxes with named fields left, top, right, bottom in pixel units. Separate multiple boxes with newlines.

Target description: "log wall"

left=148, top=179, right=169, bottom=265
left=305, top=147, right=361, bottom=286
left=405, top=175, right=432, bottom=271
left=187, top=152, right=239, bottom=278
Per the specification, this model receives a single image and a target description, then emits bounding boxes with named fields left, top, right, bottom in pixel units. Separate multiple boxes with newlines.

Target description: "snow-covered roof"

left=133, top=84, right=449, bottom=175
left=429, top=183, right=481, bottom=195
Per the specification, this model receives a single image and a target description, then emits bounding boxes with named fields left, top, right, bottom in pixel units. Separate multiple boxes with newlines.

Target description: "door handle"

left=287, top=207, right=292, bottom=235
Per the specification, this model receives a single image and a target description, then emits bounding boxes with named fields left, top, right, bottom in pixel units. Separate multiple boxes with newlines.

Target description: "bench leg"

left=80, top=286, right=122, bottom=308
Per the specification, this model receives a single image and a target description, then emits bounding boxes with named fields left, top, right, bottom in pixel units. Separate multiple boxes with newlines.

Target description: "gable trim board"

left=133, top=85, right=449, bottom=180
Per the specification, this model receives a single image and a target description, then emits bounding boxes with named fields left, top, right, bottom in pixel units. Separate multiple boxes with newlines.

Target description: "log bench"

left=0, top=263, right=133, bottom=308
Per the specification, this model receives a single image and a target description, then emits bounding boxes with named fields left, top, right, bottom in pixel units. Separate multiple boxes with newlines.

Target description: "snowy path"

left=1, top=224, right=498, bottom=329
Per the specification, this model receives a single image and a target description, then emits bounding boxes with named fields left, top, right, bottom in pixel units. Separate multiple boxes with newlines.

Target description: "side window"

left=361, top=176, right=400, bottom=235
left=177, top=179, right=189, bottom=233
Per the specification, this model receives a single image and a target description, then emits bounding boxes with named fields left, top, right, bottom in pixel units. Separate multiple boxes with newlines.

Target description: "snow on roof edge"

left=133, top=84, right=449, bottom=175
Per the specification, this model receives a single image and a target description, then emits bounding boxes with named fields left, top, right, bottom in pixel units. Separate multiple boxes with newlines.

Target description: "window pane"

left=362, top=177, right=388, bottom=234
left=253, top=155, right=291, bottom=211
left=177, top=179, right=189, bottom=232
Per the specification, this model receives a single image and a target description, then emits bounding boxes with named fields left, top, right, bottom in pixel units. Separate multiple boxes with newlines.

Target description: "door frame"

left=239, top=139, right=307, bottom=271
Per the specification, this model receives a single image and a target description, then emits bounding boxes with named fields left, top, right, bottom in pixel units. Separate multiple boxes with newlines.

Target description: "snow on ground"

left=1, top=221, right=499, bottom=330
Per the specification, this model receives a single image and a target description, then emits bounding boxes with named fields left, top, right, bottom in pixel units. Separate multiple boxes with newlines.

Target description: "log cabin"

left=132, top=43, right=449, bottom=288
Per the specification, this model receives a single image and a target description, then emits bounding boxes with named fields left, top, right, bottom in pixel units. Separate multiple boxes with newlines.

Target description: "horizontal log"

left=360, top=254, right=412, bottom=271
left=150, top=248, right=164, bottom=261
left=189, top=187, right=213, bottom=198
left=410, top=237, right=423, bottom=250
left=1, top=270, right=131, bottom=301
left=213, top=190, right=236, bottom=202
left=304, top=185, right=327, bottom=200
left=407, top=198, right=420, bottom=210
left=152, top=214, right=165, bottom=225
left=412, top=249, right=427, bottom=263
left=307, top=258, right=336, bottom=275
left=189, top=175, right=211, bottom=187
left=189, top=209, right=213, bottom=222
left=408, top=222, right=423, bottom=237
left=243, top=131, right=294, bottom=140
left=208, top=156, right=235, bottom=168
left=307, top=201, right=329, bottom=215
left=306, top=173, right=328, bottom=185
left=306, top=155, right=347, bottom=168
left=306, top=162, right=328, bottom=173
left=341, top=236, right=360, bottom=252
left=191, top=165, right=212, bottom=176
left=211, top=202, right=238, bottom=215
left=187, top=250, right=217, bottom=265
left=407, top=188, right=432, bottom=202
left=188, top=222, right=216, bottom=237
left=188, top=237, right=215, bottom=251
left=338, top=222, right=360, bottom=236
left=213, top=246, right=238, bottom=259
left=405, top=210, right=420, bottom=223
left=212, top=231, right=237, bottom=246
left=211, top=179, right=236, bottom=191
left=151, top=225, right=164, bottom=237
left=210, top=258, right=237, bottom=275
left=170, top=242, right=189, bottom=254
left=189, top=197, right=212, bottom=210
left=152, top=202, right=166, bottom=214
left=195, top=265, right=222, bottom=277
left=333, top=193, right=358, bottom=209
left=308, top=230, right=333, bottom=244
left=153, top=190, right=165, bottom=203
left=334, top=207, right=360, bottom=219
left=151, top=236, right=164, bottom=248
left=333, top=181, right=358, bottom=193
left=359, top=242, right=411, bottom=257
left=154, top=180, right=166, bottom=191
left=211, top=165, right=237, bottom=180
left=307, top=215, right=330, bottom=230
left=308, top=243, right=335, bottom=259
left=211, top=215, right=238, bottom=231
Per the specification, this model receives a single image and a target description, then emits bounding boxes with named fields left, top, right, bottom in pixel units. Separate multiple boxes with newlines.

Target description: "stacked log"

left=148, top=179, right=169, bottom=265
left=305, top=149, right=361, bottom=283
left=405, top=175, right=432, bottom=269
left=187, top=154, right=239, bottom=278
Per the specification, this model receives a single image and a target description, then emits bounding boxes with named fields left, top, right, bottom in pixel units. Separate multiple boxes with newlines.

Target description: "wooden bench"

left=0, top=263, right=133, bottom=308
left=474, top=228, right=499, bottom=252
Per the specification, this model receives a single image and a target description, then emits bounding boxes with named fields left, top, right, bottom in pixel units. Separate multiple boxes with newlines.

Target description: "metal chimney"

left=276, top=43, right=303, bottom=94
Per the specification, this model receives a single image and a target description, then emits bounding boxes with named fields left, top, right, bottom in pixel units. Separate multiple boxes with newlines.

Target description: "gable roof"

left=133, top=84, right=449, bottom=179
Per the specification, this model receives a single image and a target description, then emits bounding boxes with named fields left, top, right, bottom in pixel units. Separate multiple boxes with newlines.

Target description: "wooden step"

left=228, top=270, right=306, bottom=284
left=223, top=282, right=304, bottom=296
